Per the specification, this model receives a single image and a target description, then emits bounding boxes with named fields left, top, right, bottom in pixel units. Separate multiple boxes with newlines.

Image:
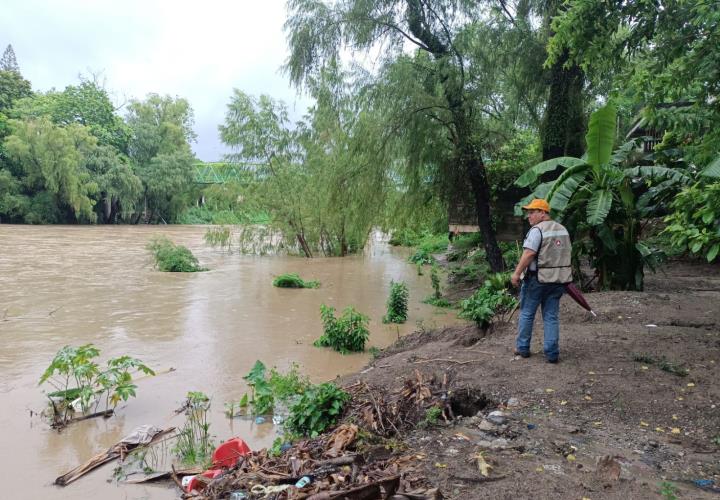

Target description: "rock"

left=507, top=397, right=520, bottom=408
left=595, top=455, right=621, bottom=482
left=478, top=419, right=496, bottom=431
left=490, top=438, right=509, bottom=449
left=487, top=410, right=509, bottom=425
left=476, top=440, right=493, bottom=449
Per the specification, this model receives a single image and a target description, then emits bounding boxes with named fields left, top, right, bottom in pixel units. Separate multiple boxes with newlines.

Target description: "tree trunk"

left=540, top=50, right=586, bottom=164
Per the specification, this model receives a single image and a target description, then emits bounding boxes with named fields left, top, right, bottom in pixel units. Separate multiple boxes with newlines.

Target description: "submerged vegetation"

left=272, top=273, right=320, bottom=289
left=174, top=391, right=214, bottom=467
left=39, top=344, right=154, bottom=426
left=315, top=304, right=370, bottom=354
left=147, top=236, right=206, bottom=272
left=383, top=281, right=409, bottom=324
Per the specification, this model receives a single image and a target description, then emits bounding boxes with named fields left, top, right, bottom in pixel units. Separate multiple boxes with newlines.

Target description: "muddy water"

left=0, top=225, right=462, bottom=499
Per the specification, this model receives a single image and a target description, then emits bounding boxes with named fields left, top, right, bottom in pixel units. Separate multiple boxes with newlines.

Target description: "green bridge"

left=193, top=162, right=259, bottom=184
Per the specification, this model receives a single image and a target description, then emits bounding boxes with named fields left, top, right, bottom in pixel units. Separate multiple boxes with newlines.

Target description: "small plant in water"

left=204, top=226, right=232, bottom=252
left=383, top=281, right=409, bottom=324
left=423, top=265, right=452, bottom=307
left=174, top=391, right=214, bottom=467
left=315, top=304, right=370, bottom=353
left=147, top=236, right=206, bottom=272
left=272, top=273, right=320, bottom=289
left=39, top=345, right=154, bottom=426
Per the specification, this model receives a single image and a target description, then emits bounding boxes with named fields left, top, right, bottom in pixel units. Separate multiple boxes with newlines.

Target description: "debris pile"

left=195, top=424, right=441, bottom=499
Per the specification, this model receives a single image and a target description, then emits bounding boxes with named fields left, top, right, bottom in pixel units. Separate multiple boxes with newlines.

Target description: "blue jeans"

left=516, top=275, right=565, bottom=360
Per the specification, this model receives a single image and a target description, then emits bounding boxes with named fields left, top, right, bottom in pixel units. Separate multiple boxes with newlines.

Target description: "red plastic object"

left=185, top=469, right=222, bottom=493
left=212, top=437, right=252, bottom=469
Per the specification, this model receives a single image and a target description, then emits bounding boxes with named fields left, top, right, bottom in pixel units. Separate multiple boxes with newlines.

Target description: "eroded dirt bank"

left=339, top=261, right=720, bottom=499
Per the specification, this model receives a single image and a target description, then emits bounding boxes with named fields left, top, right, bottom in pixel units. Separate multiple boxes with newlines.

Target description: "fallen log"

left=51, top=409, right=115, bottom=430
left=55, top=426, right=175, bottom=486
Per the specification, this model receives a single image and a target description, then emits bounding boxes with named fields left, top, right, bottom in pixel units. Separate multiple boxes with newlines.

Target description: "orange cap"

left=521, top=198, right=550, bottom=212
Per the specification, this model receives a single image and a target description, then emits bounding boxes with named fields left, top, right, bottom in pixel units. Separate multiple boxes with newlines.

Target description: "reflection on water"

left=0, top=225, right=463, bottom=499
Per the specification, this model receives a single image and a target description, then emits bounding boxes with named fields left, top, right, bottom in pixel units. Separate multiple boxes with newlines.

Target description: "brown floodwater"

left=0, top=225, right=463, bottom=499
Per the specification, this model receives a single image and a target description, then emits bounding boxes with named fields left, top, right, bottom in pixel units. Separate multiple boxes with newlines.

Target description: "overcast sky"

left=1, top=0, right=312, bottom=161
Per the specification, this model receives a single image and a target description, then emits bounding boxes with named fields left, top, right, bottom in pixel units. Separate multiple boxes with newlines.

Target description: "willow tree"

left=285, top=0, right=509, bottom=271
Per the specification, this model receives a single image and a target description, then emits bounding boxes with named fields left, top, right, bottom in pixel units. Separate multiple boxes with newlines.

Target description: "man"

left=510, top=199, right=572, bottom=363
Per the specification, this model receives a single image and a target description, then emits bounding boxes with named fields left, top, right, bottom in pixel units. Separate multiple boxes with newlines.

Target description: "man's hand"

left=511, top=272, right=521, bottom=287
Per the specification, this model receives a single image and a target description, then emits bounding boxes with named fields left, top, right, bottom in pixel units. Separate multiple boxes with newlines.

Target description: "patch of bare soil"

left=341, top=260, right=720, bottom=499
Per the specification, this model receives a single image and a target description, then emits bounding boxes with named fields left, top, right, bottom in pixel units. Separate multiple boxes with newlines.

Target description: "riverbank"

left=331, top=259, right=720, bottom=499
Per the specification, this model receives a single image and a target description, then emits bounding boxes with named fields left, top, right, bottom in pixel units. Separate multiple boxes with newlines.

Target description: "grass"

left=632, top=353, right=689, bottom=377
left=272, top=273, right=320, bottom=289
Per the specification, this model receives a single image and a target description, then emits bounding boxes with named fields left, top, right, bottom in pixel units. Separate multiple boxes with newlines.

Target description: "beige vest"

left=535, top=220, right=572, bottom=284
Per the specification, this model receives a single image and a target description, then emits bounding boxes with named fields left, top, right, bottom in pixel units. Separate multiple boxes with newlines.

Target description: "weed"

left=285, top=382, right=349, bottom=438
left=315, top=304, right=370, bottom=353
left=368, top=346, right=381, bottom=359
left=422, top=296, right=453, bottom=308
left=272, top=273, right=320, bottom=288
left=147, top=236, right=206, bottom=272
left=39, top=345, right=154, bottom=425
left=430, top=265, right=442, bottom=299
left=174, top=391, right=214, bottom=468
left=383, top=281, right=409, bottom=324
left=459, top=278, right=517, bottom=329
left=711, top=435, right=720, bottom=446
left=659, top=481, right=679, bottom=500
left=421, top=406, right=443, bottom=427
left=242, top=361, right=310, bottom=415
left=204, top=226, right=232, bottom=252
left=632, top=354, right=689, bottom=377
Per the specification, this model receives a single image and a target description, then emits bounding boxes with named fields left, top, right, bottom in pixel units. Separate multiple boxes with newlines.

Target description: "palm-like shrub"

left=516, top=104, right=691, bottom=290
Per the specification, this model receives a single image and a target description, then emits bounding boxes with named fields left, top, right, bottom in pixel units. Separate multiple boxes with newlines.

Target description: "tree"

left=284, top=0, right=511, bottom=271
left=0, top=70, right=32, bottom=113
left=516, top=104, right=691, bottom=290
left=547, top=0, right=720, bottom=167
left=125, top=94, right=196, bottom=222
left=4, top=118, right=99, bottom=223
left=0, top=45, right=20, bottom=73
left=12, top=80, right=131, bottom=153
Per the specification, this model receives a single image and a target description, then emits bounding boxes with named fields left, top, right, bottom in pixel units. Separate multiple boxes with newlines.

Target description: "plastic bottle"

left=295, top=476, right=312, bottom=488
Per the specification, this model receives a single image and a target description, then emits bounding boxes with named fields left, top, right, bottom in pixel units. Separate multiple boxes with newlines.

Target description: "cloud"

left=1, top=0, right=311, bottom=160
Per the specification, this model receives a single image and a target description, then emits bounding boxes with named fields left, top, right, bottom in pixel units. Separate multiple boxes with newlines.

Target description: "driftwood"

left=55, top=426, right=176, bottom=486
left=124, top=466, right=202, bottom=484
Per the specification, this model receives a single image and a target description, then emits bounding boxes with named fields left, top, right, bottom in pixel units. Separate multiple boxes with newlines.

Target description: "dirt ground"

left=342, top=260, right=720, bottom=499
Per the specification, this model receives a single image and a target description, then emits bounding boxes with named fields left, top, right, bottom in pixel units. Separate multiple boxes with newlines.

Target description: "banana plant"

left=515, top=104, right=691, bottom=290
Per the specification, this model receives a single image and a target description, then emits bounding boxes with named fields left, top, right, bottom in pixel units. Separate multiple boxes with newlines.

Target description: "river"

left=0, top=225, right=462, bottom=499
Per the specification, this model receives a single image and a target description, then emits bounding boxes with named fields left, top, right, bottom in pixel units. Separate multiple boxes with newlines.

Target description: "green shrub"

left=315, top=304, right=370, bottom=353
left=241, top=360, right=310, bottom=415
left=430, top=265, right=442, bottom=299
left=423, top=296, right=453, bottom=308
left=663, top=182, right=720, bottom=262
left=285, top=382, right=349, bottom=438
left=272, top=273, right=320, bottom=289
left=421, top=406, right=443, bottom=427
left=459, top=278, right=517, bottom=329
left=383, top=281, right=409, bottom=324
left=147, top=236, right=206, bottom=272
left=408, top=233, right=449, bottom=265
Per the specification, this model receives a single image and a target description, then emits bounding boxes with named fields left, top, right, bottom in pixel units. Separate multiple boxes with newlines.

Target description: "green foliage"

left=0, top=69, right=32, bottom=113
left=315, top=304, right=370, bottom=354
left=459, top=276, right=518, bottom=329
left=147, top=236, right=206, bottom=272
left=39, top=344, right=153, bottom=424
left=430, top=265, right=442, bottom=300
left=421, top=406, right=443, bottom=427
left=203, top=226, right=232, bottom=252
left=272, top=273, right=320, bottom=289
left=285, top=382, right=349, bottom=438
left=174, top=391, right=213, bottom=467
left=383, top=281, right=409, bottom=324
left=658, top=481, right=679, bottom=500
left=663, top=182, right=720, bottom=262
left=517, top=105, right=691, bottom=290
left=632, top=353, right=689, bottom=377
left=242, top=360, right=310, bottom=415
